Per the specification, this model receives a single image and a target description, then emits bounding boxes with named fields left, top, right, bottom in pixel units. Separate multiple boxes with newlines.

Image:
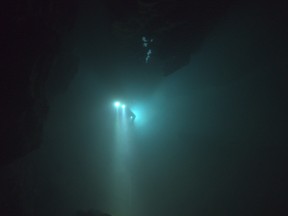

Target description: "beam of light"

left=111, top=102, right=134, bottom=216
left=114, top=101, right=121, bottom=108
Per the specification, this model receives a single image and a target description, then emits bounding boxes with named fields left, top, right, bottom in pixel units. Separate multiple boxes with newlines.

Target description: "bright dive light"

left=114, top=101, right=120, bottom=108
left=122, top=104, right=126, bottom=109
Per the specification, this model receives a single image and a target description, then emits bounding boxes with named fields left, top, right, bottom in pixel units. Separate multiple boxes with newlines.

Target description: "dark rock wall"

left=0, top=0, right=79, bottom=165
left=0, top=0, right=79, bottom=215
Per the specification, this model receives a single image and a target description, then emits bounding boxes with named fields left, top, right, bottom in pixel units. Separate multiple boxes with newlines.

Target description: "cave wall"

left=0, top=0, right=79, bottom=165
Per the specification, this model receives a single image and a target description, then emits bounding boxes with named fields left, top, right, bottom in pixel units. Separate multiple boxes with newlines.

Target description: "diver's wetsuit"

left=126, top=107, right=136, bottom=121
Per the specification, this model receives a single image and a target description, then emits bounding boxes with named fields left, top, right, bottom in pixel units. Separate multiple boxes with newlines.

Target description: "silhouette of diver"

left=125, top=107, right=136, bottom=121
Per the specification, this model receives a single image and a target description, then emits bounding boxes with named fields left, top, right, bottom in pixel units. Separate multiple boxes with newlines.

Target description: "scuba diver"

left=125, top=106, right=136, bottom=121
left=114, top=101, right=136, bottom=121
